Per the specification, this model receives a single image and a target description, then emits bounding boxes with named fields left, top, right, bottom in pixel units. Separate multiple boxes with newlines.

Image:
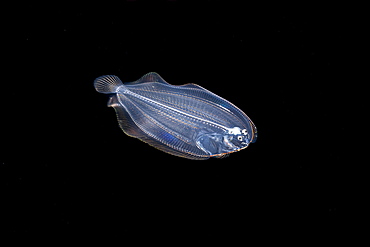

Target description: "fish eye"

left=237, top=136, right=243, bottom=141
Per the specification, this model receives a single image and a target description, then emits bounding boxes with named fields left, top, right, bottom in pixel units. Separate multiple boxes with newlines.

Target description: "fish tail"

left=94, top=75, right=123, bottom=94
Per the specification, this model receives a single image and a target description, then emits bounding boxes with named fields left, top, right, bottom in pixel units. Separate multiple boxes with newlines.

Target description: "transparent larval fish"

left=94, top=72, right=257, bottom=160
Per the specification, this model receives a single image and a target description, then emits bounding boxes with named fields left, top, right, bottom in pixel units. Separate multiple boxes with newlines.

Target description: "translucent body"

left=94, top=72, right=257, bottom=160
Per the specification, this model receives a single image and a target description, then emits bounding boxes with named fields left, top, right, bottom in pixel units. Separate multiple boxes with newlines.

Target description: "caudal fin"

left=94, top=75, right=123, bottom=94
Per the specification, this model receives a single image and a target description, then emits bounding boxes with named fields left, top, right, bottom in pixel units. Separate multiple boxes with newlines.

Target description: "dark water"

left=2, top=1, right=352, bottom=243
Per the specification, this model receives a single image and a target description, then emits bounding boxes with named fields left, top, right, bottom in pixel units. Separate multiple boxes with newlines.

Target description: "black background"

left=2, top=0, right=353, bottom=243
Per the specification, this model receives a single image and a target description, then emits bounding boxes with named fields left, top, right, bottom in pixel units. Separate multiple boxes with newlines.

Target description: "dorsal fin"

left=126, top=72, right=170, bottom=85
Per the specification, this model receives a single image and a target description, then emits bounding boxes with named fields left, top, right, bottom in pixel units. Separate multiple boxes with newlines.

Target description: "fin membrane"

left=126, top=72, right=169, bottom=85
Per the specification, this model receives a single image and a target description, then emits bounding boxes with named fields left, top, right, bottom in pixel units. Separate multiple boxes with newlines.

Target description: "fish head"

left=222, top=132, right=250, bottom=151
left=196, top=127, right=251, bottom=156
